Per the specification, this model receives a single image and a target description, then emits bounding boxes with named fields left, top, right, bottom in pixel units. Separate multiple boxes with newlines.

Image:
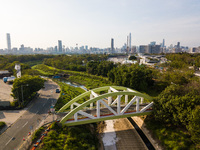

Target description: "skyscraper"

left=111, top=38, right=114, bottom=53
left=162, top=39, right=165, bottom=48
left=58, top=40, right=62, bottom=52
left=129, top=33, right=131, bottom=52
left=7, top=33, right=11, bottom=50
left=150, top=41, right=156, bottom=46
left=127, top=36, right=129, bottom=54
left=177, top=42, right=180, bottom=48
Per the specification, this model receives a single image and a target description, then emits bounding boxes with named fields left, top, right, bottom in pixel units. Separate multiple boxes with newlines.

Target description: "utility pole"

left=21, top=84, right=29, bottom=105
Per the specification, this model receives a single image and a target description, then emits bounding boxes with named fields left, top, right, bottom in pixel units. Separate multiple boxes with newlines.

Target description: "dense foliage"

left=152, top=82, right=200, bottom=149
left=2, top=53, right=200, bottom=149
left=145, top=117, right=193, bottom=149
left=108, top=64, right=154, bottom=92
left=54, top=82, right=86, bottom=111
left=0, top=54, right=55, bottom=63
left=129, top=55, right=137, bottom=60
left=86, top=61, right=116, bottom=77
left=0, top=54, right=55, bottom=75
left=11, top=75, right=45, bottom=107
left=33, top=64, right=112, bottom=89
left=153, top=82, right=200, bottom=126
left=43, top=54, right=108, bottom=72
left=38, top=122, right=98, bottom=150
left=144, top=53, right=200, bottom=149
left=32, top=127, right=44, bottom=142
left=0, top=122, right=6, bottom=130
left=36, top=54, right=155, bottom=92
left=165, top=53, right=200, bottom=68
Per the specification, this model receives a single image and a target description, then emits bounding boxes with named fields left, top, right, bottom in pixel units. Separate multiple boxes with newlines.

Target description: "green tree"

left=129, top=55, right=137, bottom=60
left=108, top=64, right=154, bottom=91
left=153, top=82, right=200, bottom=127
left=11, top=75, right=45, bottom=107
left=187, top=106, right=200, bottom=148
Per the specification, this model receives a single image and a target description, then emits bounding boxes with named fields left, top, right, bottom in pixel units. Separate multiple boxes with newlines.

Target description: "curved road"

left=0, top=80, right=60, bottom=150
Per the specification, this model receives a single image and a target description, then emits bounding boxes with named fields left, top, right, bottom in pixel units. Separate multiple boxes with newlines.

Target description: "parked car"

left=56, top=89, right=60, bottom=93
left=37, top=139, right=41, bottom=143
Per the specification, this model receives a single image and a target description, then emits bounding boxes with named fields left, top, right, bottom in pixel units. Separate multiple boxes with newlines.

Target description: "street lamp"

left=21, top=84, right=29, bottom=106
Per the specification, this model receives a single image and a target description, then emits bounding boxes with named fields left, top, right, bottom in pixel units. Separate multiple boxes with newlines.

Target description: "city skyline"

left=0, top=0, right=200, bottom=49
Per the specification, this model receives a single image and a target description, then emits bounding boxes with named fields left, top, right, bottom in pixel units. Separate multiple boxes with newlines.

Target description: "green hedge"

left=0, top=122, right=6, bottom=130
left=32, top=126, right=44, bottom=142
left=39, top=122, right=98, bottom=150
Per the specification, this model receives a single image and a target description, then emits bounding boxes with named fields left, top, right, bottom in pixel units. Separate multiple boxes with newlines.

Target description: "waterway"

left=57, top=78, right=155, bottom=149
left=57, top=79, right=88, bottom=91
left=57, top=78, right=118, bottom=149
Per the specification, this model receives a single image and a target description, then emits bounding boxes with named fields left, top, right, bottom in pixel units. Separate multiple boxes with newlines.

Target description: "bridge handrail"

left=59, top=90, right=152, bottom=124
left=58, top=86, right=152, bottom=113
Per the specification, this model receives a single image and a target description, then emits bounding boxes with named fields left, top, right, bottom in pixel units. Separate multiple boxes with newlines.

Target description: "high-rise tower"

left=7, top=33, right=11, bottom=50
left=127, top=36, right=129, bottom=54
left=58, top=40, right=62, bottom=52
left=129, top=33, right=131, bottom=52
left=162, top=39, right=165, bottom=48
left=111, top=38, right=114, bottom=53
left=177, top=42, right=180, bottom=48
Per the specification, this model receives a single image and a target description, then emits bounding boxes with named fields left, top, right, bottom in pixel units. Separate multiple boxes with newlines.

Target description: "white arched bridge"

left=57, top=86, right=153, bottom=126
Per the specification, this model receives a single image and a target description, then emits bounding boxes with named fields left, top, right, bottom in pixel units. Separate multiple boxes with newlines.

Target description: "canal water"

left=58, top=78, right=118, bottom=149
left=57, top=79, right=88, bottom=91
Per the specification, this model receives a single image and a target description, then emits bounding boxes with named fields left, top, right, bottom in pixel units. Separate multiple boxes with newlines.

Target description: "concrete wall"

left=0, top=101, right=10, bottom=107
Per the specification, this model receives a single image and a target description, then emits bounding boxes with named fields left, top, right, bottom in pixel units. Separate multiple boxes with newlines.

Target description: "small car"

left=37, top=139, right=41, bottom=143
left=56, top=89, right=60, bottom=93
left=42, top=133, right=47, bottom=136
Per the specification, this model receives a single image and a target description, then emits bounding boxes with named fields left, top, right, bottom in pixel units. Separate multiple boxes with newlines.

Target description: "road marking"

left=22, top=121, right=28, bottom=128
left=5, top=137, right=14, bottom=145
left=36, top=111, right=39, bottom=114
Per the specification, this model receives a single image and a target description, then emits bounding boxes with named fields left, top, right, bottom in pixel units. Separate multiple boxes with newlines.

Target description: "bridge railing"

left=57, top=86, right=153, bottom=126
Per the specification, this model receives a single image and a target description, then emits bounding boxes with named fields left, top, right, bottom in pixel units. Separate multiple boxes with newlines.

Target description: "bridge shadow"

left=41, top=82, right=59, bottom=92
left=25, top=97, right=54, bottom=115
left=99, top=117, right=155, bottom=150
left=100, top=128, right=148, bottom=150
left=0, top=111, right=5, bottom=119
left=0, top=110, right=22, bottom=120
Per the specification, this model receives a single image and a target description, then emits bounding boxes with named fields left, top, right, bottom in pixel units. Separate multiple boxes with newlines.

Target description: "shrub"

left=0, top=122, right=6, bottom=130
left=32, top=126, right=44, bottom=142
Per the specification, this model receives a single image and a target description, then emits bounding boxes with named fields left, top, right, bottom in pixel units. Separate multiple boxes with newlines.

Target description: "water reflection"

left=58, top=79, right=88, bottom=91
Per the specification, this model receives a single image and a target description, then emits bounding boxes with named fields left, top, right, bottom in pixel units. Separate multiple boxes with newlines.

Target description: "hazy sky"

left=0, top=0, right=200, bottom=49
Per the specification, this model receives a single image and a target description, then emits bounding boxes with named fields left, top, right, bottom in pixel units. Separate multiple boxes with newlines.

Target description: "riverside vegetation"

left=0, top=53, right=199, bottom=149
left=0, top=122, right=6, bottom=130
left=32, top=53, right=200, bottom=149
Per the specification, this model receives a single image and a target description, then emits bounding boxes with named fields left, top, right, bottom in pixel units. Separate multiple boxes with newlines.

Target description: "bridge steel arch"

left=58, top=86, right=153, bottom=126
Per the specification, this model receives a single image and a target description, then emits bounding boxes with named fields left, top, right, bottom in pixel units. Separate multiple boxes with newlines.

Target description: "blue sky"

left=0, top=0, right=200, bottom=49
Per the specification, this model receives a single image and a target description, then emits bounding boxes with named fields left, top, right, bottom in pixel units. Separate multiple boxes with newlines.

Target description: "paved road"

left=0, top=80, right=60, bottom=150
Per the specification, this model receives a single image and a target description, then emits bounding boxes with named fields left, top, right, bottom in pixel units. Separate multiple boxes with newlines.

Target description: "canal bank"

left=57, top=78, right=157, bottom=150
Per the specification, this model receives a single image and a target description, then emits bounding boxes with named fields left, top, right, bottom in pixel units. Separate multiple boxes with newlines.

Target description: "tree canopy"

left=108, top=64, right=154, bottom=92
left=11, top=75, right=45, bottom=107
